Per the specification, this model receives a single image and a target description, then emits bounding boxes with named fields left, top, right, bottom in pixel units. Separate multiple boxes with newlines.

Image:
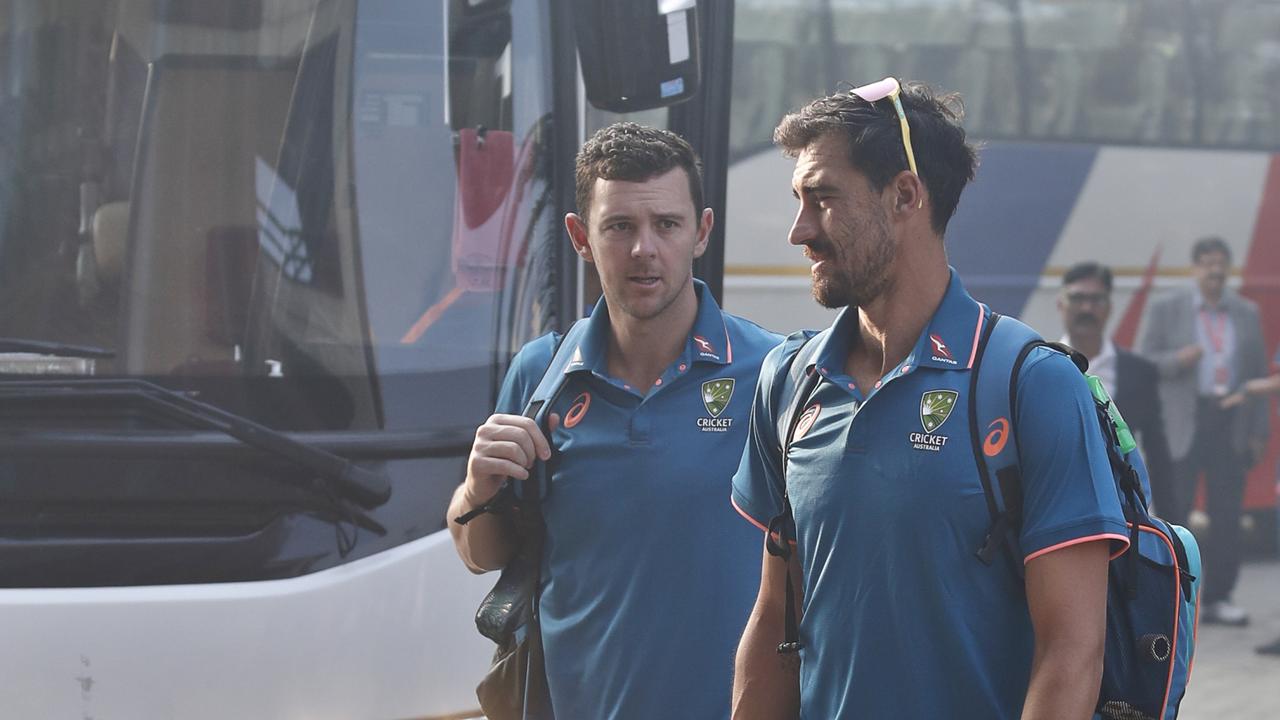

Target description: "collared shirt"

left=1060, top=334, right=1118, bottom=396
left=1195, top=290, right=1237, bottom=395
left=732, top=269, right=1127, bottom=719
left=496, top=279, right=781, bottom=720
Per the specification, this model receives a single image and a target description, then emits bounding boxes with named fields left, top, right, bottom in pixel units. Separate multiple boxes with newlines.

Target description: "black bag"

left=461, top=321, right=589, bottom=719
left=473, top=499, right=553, bottom=720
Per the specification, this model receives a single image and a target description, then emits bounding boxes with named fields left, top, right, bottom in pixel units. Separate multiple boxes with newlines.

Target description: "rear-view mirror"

left=574, top=0, right=701, bottom=113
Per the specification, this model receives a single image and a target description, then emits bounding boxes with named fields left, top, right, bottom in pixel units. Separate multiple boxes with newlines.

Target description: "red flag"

left=1112, top=246, right=1161, bottom=350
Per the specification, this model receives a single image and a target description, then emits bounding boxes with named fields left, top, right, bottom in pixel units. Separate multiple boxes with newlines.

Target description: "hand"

left=1175, top=344, right=1203, bottom=369
left=1220, top=392, right=1246, bottom=410
left=463, top=412, right=559, bottom=508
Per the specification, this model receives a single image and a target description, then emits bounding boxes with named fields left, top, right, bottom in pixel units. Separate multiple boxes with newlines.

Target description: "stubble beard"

left=812, top=212, right=895, bottom=310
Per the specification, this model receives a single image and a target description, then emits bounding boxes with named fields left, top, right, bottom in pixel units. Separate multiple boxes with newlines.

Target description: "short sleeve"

left=1014, top=348, right=1130, bottom=564
left=494, top=333, right=559, bottom=416
left=731, top=342, right=791, bottom=534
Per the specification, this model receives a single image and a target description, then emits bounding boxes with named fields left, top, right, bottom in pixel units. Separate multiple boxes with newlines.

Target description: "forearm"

left=1244, top=374, right=1280, bottom=396
left=446, top=482, right=516, bottom=573
left=732, top=603, right=800, bottom=720
left=1021, top=639, right=1103, bottom=720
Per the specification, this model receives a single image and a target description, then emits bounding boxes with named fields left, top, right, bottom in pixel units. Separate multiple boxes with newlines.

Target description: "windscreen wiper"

left=0, top=338, right=115, bottom=358
left=0, top=378, right=391, bottom=510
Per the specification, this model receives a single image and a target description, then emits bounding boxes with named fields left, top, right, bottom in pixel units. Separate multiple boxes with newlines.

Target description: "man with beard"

left=448, top=123, right=780, bottom=718
left=729, top=81, right=1127, bottom=719
left=1139, top=237, right=1268, bottom=626
left=1057, top=261, right=1174, bottom=514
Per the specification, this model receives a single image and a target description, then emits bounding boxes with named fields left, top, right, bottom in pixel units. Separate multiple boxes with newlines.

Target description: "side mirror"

left=574, top=0, right=700, bottom=113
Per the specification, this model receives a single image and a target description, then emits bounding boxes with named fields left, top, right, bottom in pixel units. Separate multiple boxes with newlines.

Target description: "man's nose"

left=630, top=226, right=657, bottom=257
left=788, top=204, right=815, bottom=247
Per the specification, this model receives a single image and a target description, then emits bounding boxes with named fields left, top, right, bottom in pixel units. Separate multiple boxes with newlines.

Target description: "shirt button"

left=678, top=363, right=687, bottom=372
left=874, top=380, right=882, bottom=389
left=624, top=384, right=631, bottom=390
left=847, top=382, right=856, bottom=390
left=820, top=367, right=829, bottom=375
left=654, top=378, right=663, bottom=386
left=901, top=365, right=911, bottom=374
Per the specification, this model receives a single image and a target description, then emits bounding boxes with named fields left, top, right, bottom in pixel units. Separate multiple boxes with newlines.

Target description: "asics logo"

left=983, top=417, right=1010, bottom=456
left=563, top=392, right=591, bottom=429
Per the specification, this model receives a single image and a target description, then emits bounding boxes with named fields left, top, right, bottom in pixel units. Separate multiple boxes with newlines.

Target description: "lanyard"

left=1199, top=308, right=1227, bottom=355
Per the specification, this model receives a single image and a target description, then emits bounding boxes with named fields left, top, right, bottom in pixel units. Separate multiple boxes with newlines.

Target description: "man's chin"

left=811, top=283, right=847, bottom=310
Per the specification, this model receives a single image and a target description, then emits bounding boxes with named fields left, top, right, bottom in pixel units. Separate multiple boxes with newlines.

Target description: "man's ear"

left=890, top=170, right=926, bottom=217
left=693, top=208, right=714, bottom=259
left=565, top=213, right=593, bottom=262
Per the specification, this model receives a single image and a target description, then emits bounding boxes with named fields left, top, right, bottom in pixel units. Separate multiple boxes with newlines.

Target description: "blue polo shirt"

left=732, top=270, right=1128, bottom=719
left=496, top=279, right=781, bottom=719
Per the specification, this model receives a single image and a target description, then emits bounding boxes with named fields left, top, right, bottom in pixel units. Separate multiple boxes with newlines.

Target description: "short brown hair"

left=574, top=122, right=704, bottom=222
left=1191, top=236, right=1231, bottom=264
left=773, top=81, right=978, bottom=234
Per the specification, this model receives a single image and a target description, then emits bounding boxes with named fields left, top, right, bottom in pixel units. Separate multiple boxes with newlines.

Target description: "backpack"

left=768, top=312, right=1202, bottom=720
left=461, top=318, right=590, bottom=720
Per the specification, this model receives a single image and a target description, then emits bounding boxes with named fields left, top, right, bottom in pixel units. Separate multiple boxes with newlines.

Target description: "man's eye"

left=607, top=222, right=632, bottom=232
left=659, top=219, right=678, bottom=229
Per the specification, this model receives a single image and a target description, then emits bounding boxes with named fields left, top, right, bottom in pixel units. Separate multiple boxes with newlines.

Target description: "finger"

left=481, top=424, right=540, bottom=467
left=525, top=415, right=553, bottom=462
left=470, top=456, right=530, bottom=482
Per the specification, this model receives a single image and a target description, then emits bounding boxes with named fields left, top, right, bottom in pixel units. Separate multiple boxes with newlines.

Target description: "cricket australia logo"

left=911, top=389, right=957, bottom=451
left=698, top=378, right=735, bottom=432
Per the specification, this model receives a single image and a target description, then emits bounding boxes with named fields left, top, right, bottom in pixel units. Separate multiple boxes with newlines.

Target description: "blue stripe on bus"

left=946, top=142, right=1099, bottom=316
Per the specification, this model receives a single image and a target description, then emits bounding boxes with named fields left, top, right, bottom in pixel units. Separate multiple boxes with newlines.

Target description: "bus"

left=725, top=0, right=1280, bottom=543
left=0, top=1, right=731, bottom=717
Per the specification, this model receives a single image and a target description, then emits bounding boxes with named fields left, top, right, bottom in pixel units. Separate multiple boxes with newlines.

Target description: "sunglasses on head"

left=849, top=77, right=922, bottom=209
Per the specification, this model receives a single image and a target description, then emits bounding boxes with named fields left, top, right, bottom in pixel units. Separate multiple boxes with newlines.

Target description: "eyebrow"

left=598, top=211, right=687, bottom=226
left=792, top=182, right=842, bottom=200
left=597, top=213, right=634, bottom=227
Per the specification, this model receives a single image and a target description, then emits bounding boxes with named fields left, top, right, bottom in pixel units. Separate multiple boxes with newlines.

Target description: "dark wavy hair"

left=773, top=81, right=978, bottom=234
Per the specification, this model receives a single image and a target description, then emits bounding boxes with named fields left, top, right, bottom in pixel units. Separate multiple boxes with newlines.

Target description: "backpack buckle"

left=765, top=512, right=793, bottom=559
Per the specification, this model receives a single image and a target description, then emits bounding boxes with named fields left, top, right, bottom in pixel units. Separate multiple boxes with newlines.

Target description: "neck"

left=1069, top=332, right=1103, bottom=359
left=1201, top=287, right=1224, bottom=307
left=854, top=239, right=950, bottom=375
left=606, top=279, right=699, bottom=389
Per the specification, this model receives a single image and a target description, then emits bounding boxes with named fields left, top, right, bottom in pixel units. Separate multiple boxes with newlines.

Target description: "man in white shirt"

left=1058, top=261, right=1174, bottom=518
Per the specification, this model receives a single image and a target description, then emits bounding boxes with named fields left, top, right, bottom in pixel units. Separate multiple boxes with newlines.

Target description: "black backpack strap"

left=765, top=331, right=823, bottom=654
left=454, top=321, right=586, bottom=525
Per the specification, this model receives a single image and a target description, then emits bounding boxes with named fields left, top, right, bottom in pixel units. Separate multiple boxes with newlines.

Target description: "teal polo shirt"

left=496, top=279, right=781, bottom=719
left=732, top=269, right=1128, bottom=719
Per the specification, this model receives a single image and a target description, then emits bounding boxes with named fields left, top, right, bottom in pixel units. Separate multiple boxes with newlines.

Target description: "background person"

left=1057, top=261, right=1175, bottom=514
left=1138, top=236, right=1269, bottom=626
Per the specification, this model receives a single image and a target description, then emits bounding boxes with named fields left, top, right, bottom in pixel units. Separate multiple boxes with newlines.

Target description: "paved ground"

left=1178, top=559, right=1280, bottom=719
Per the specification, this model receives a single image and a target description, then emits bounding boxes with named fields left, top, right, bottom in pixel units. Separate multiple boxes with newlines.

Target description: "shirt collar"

left=908, top=268, right=987, bottom=371
left=1195, top=288, right=1234, bottom=313
left=807, top=267, right=986, bottom=375
left=563, top=278, right=731, bottom=377
left=1057, top=335, right=1116, bottom=366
